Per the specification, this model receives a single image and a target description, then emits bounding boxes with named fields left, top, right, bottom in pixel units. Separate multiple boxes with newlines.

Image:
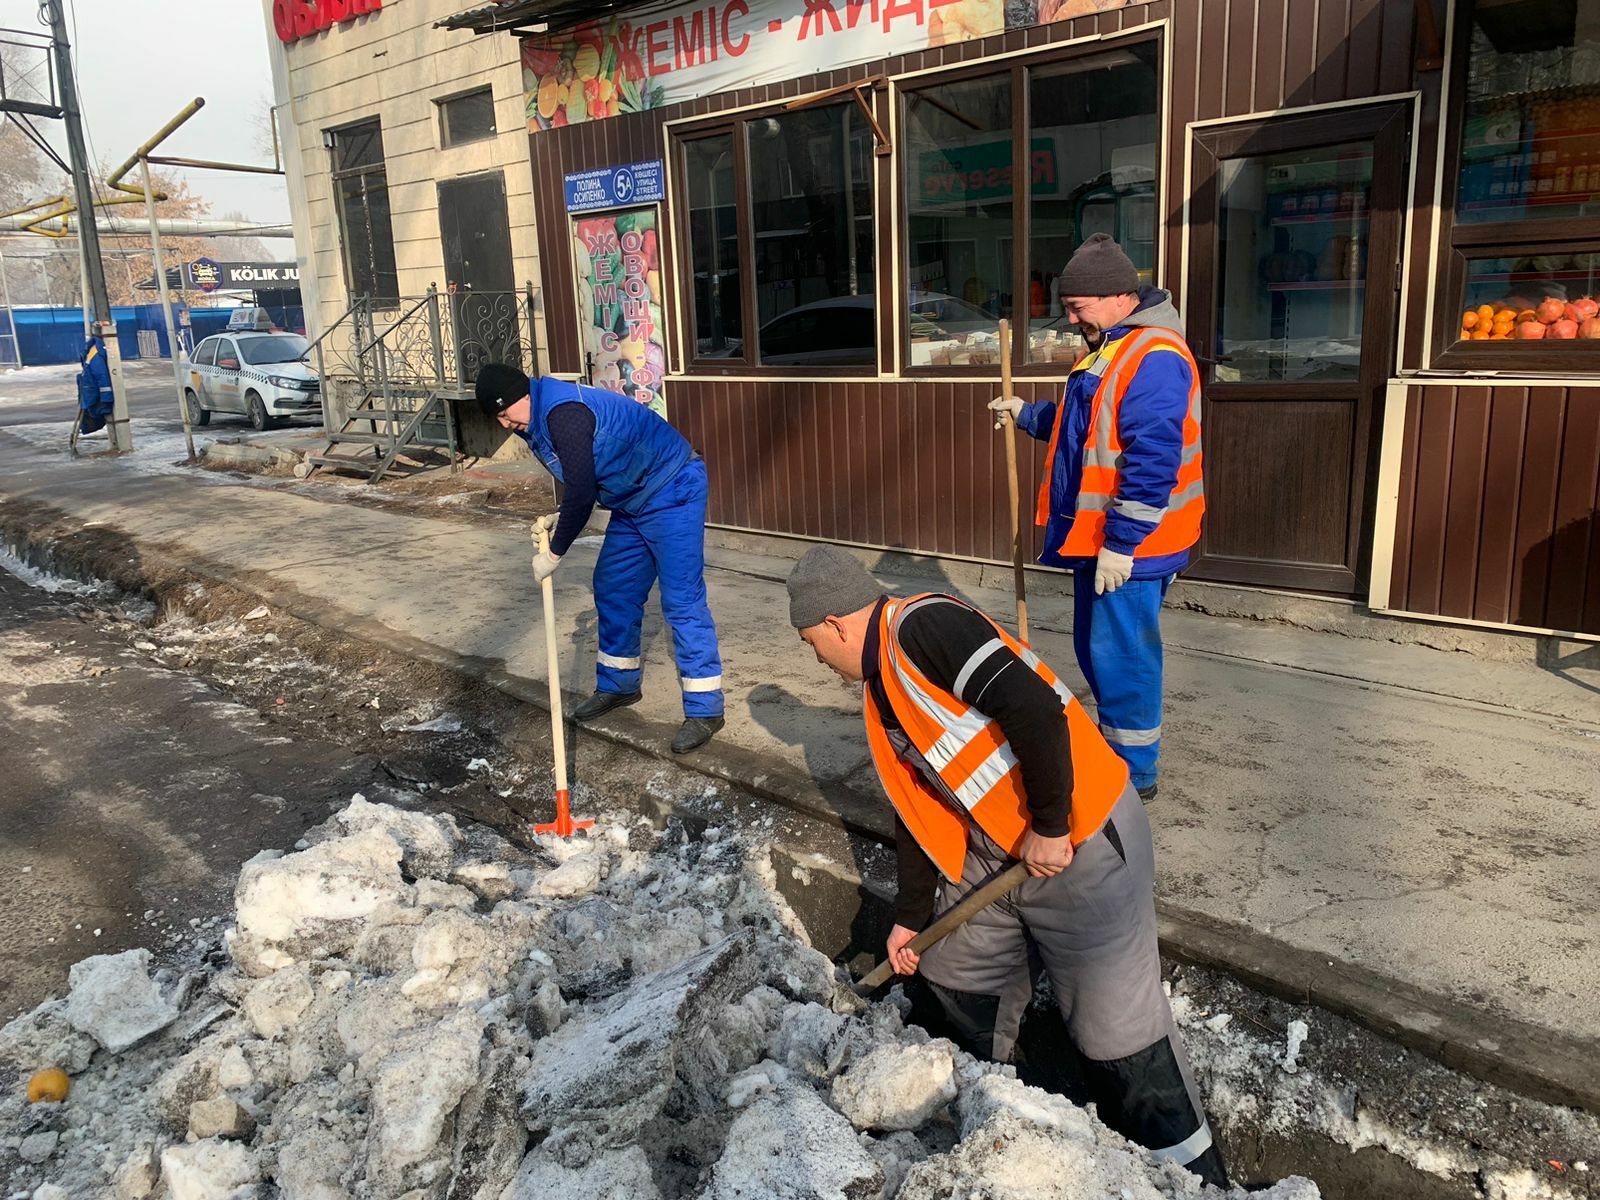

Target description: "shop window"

left=684, top=134, right=742, bottom=359
left=329, top=119, right=400, bottom=305
left=676, top=101, right=876, bottom=369
left=1437, top=0, right=1600, bottom=364
left=1027, top=44, right=1160, bottom=365
left=905, top=75, right=1013, bottom=366
left=438, top=88, right=497, bottom=148
left=1213, top=141, right=1374, bottom=381
left=901, top=38, right=1161, bottom=371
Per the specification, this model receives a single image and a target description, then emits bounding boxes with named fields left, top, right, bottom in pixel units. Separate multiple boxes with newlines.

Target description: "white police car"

left=182, top=309, right=319, bottom=431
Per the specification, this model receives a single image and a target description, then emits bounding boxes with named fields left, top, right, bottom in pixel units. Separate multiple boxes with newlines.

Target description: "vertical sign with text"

left=574, top=208, right=668, bottom=418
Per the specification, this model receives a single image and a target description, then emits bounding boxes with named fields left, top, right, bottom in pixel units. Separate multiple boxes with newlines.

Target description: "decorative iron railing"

left=311, top=283, right=541, bottom=393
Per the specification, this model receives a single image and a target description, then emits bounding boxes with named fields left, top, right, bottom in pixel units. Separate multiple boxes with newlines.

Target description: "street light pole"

left=45, top=0, right=132, bottom=450
left=142, top=157, right=194, bottom=459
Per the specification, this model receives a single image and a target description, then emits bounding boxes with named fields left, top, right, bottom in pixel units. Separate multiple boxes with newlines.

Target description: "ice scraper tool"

left=855, top=860, right=1031, bottom=993
left=532, top=522, right=592, bottom=838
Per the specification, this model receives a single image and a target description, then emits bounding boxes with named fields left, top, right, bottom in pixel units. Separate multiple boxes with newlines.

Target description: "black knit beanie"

left=1058, top=233, right=1139, bottom=297
left=475, top=362, right=531, bottom=417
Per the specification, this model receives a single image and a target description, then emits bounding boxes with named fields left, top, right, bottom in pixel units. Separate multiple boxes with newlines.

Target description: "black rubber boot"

left=671, top=715, right=724, bottom=753
left=571, top=690, right=642, bottom=721
left=1137, top=783, right=1158, bottom=803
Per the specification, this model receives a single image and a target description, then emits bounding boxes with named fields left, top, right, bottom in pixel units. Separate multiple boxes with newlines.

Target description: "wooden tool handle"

left=997, top=320, right=1029, bottom=642
left=856, top=860, right=1031, bottom=993
left=536, top=525, right=567, bottom=797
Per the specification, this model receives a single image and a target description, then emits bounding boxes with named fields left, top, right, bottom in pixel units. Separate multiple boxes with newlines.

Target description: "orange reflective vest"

left=1035, top=326, right=1205, bottom=559
left=864, top=595, right=1130, bottom=882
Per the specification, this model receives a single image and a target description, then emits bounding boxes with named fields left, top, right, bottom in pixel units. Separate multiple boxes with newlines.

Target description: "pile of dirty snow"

left=1, top=795, right=1321, bottom=1199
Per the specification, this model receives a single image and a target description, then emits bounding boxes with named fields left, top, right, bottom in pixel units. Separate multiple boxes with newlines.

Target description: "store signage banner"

left=273, top=0, right=383, bottom=45
left=522, top=0, right=1140, bottom=131
left=573, top=208, right=669, bottom=417
left=565, top=160, right=668, bottom=212
left=185, top=261, right=301, bottom=291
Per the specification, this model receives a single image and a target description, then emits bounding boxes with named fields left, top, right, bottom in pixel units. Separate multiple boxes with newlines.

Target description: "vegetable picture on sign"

left=520, top=0, right=1137, bottom=134
left=574, top=208, right=668, bottom=418
left=524, top=20, right=666, bottom=131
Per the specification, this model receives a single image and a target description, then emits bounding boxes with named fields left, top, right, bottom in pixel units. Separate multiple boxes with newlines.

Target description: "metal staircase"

left=300, top=283, right=538, bottom=484
left=305, top=384, right=459, bottom=484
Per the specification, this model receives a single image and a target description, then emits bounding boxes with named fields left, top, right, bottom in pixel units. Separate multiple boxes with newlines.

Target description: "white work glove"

left=532, top=550, right=561, bottom=584
left=1094, top=549, right=1134, bottom=596
left=532, top=512, right=559, bottom=535
left=988, top=395, right=1024, bottom=430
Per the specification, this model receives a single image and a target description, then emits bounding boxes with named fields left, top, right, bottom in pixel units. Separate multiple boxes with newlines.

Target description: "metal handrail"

left=302, top=295, right=369, bottom=360
left=357, top=289, right=437, bottom=364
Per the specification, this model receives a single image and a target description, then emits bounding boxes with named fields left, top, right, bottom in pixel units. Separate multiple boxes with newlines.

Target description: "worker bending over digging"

left=786, top=544, right=1227, bottom=1187
left=476, top=365, right=724, bottom=754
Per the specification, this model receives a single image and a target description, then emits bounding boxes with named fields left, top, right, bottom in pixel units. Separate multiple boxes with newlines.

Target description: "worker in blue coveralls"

left=989, top=235, right=1205, bottom=801
left=475, top=364, right=725, bottom=754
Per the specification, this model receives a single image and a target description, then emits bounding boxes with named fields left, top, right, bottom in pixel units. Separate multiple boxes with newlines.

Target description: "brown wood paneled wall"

left=528, top=1, right=1169, bottom=377
left=1389, top=385, right=1600, bottom=633
left=671, top=378, right=1062, bottom=562
left=1162, top=0, right=1425, bottom=310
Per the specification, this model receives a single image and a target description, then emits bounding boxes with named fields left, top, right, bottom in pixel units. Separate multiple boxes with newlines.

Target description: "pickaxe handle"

left=856, top=860, right=1031, bottom=993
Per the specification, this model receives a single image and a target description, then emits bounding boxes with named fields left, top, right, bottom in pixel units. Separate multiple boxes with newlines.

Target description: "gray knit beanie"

left=1058, top=233, right=1138, bottom=297
left=787, top=545, right=883, bottom=629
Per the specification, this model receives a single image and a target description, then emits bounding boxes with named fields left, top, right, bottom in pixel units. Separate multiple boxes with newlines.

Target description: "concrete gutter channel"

left=2, top=500, right=1596, bottom=1198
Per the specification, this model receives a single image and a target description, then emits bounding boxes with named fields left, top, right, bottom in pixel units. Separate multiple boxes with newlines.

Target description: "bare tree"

left=93, top=166, right=219, bottom=306
left=212, top=212, right=270, bottom=263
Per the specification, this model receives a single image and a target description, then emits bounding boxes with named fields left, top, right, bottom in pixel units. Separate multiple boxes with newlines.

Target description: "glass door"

left=1186, top=104, right=1410, bottom=594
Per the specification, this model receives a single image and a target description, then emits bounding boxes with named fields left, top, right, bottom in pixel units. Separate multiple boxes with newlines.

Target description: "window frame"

left=896, top=31, right=1164, bottom=377
left=1431, top=0, right=1600, bottom=371
left=328, top=118, right=400, bottom=307
left=670, top=96, right=881, bottom=376
left=437, top=86, right=498, bottom=149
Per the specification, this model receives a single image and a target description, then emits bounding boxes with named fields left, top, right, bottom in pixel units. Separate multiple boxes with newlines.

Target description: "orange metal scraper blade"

left=533, top=789, right=593, bottom=837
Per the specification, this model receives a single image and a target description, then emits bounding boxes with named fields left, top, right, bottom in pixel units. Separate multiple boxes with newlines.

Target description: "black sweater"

left=544, top=402, right=597, bottom=557
left=862, top=595, right=1074, bottom=930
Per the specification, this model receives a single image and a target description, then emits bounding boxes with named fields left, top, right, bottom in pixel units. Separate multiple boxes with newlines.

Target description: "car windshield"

left=238, top=335, right=308, bottom=366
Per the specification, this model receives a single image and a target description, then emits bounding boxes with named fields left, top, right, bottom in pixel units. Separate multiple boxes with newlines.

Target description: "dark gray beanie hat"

left=787, top=545, right=883, bottom=629
left=1058, top=232, right=1138, bottom=297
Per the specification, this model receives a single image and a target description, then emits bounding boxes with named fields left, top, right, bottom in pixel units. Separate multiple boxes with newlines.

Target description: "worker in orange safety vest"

left=990, top=234, right=1203, bottom=801
left=786, top=544, right=1227, bottom=1188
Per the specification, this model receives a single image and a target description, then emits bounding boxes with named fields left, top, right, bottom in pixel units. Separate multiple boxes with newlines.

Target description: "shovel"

left=855, top=860, right=1031, bottom=993
left=531, top=522, right=593, bottom=838
left=995, top=319, right=1029, bottom=642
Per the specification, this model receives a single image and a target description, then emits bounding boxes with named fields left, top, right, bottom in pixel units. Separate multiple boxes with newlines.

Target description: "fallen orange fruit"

left=26, top=1067, right=69, bottom=1104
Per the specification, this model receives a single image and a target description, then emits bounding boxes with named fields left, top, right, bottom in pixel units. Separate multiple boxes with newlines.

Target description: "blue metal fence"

left=9, top=304, right=306, bottom=366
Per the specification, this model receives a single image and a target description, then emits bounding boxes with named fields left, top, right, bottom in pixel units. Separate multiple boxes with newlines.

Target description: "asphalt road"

left=0, top=565, right=376, bottom=1019
left=0, top=360, right=318, bottom=435
left=0, top=362, right=184, bottom=431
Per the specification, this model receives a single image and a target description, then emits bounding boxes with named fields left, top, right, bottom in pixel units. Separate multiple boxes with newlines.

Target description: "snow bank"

left=0, top=796, right=1322, bottom=1199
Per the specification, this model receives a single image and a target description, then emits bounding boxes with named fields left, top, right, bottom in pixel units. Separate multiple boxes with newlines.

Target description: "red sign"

left=274, top=0, right=383, bottom=45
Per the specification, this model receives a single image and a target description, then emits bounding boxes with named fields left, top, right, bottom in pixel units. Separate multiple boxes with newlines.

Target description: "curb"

left=1, top=496, right=1595, bottom=1116
left=201, top=441, right=302, bottom=471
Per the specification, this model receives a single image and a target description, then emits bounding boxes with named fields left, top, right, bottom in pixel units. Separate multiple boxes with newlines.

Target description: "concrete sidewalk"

left=2, top=426, right=1598, bottom=1111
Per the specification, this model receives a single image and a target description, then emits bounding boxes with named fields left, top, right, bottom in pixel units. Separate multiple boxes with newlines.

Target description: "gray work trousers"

left=915, top=785, right=1218, bottom=1176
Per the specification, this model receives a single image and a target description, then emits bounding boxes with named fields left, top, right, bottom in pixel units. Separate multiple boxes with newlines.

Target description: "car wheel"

left=184, top=389, right=210, bottom=427
left=246, top=391, right=272, bottom=432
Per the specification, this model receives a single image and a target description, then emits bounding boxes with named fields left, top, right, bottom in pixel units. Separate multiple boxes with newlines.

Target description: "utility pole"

left=45, top=0, right=131, bottom=450
left=142, top=157, right=193, bottom=459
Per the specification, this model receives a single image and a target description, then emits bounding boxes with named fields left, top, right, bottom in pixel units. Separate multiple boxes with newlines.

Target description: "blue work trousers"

left=1072, top=569, right=1174, bottom=790
left=592, top=458, right=724, bottom=718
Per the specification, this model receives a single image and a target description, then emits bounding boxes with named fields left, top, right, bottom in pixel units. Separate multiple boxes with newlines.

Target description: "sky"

left=4, top=0, right=290, bottom=231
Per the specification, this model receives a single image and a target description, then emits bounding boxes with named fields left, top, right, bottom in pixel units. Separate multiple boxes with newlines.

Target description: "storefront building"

left=422, top=0, right=1595, bottom=639
left=262, top=0, right=547, bottom=383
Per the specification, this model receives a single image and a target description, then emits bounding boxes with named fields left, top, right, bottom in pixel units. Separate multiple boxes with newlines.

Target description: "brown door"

left=1185, top=104, right=1409, bottom=595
